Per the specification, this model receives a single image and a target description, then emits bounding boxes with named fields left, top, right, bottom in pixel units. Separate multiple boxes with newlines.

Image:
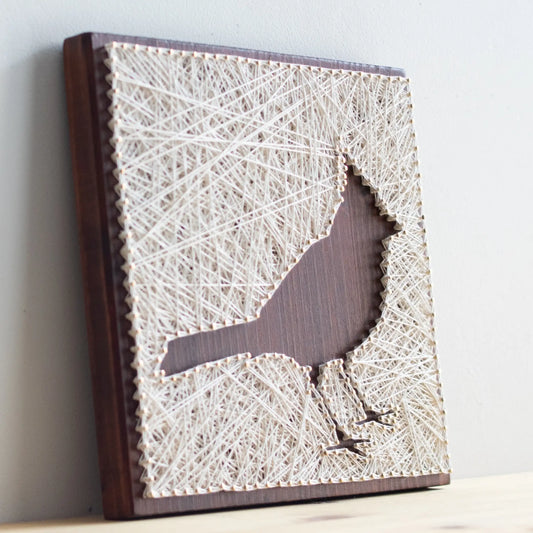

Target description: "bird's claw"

left=326, top=438, right=370, bottom=456
left=358, top=408, right=394, bottom=427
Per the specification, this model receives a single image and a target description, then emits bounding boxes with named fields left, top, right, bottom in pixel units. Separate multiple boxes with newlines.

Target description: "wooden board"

left=64, top=32, right=449, bottom=519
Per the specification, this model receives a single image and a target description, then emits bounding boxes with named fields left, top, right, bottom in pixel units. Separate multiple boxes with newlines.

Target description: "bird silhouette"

left=162, top=166, right=397, bottom=454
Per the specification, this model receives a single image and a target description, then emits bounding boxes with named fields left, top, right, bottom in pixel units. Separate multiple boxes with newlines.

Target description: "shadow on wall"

left=7, top=46, right=101, bottom=522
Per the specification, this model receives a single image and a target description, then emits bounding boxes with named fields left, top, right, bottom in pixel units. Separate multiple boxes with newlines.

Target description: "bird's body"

left=162, top=169, right=397, bottom=452
left=163, top=169, right=395, bottom=377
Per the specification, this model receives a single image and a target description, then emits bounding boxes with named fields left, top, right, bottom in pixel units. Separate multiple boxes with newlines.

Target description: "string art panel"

left=64, top=32, right=450, bottom=519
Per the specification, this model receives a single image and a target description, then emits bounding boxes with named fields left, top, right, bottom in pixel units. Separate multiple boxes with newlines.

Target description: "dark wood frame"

left=64, top=32, right=449, bottom=519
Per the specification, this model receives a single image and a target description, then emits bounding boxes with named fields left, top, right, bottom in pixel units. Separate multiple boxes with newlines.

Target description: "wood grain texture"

left=64, top=31, right=448, bottom=519
left=64, top=34, right=135, bottom=519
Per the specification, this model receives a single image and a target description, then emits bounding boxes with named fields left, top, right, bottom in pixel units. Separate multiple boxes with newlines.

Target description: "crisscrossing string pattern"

left=106, top=42, right=449, bottom=498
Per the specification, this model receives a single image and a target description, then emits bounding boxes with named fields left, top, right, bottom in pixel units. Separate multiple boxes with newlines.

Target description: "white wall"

left=1, top=0, right=532, bottom=523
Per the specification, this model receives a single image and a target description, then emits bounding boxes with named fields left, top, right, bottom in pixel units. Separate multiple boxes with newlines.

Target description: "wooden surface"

left=2, top=473, right=532, bottom=532
left=64, top=31, right=445, bottom=519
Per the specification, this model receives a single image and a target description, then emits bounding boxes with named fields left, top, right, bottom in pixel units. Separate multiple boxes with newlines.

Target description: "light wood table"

left=2, top=472, right=532, bottom=532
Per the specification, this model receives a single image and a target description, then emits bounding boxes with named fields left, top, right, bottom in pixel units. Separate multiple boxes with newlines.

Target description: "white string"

left=106, top=42, right=449, bottom=498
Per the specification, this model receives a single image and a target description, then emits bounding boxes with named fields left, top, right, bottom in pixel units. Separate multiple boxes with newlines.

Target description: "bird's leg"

left=318, top=359, right=395, bottom=456
left=318, top=360, right=373, bottom=456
